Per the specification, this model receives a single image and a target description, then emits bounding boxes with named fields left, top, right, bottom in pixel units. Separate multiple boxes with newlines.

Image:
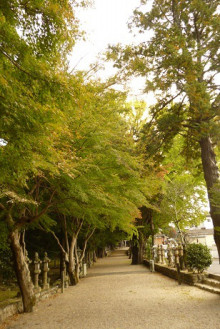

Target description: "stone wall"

left=143, top=259, right=205, bottom=285
left=0, top=286, right=59, bottom=324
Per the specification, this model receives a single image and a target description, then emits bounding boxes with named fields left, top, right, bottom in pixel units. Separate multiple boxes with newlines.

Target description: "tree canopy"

left=107, top=0, right=220, bottom=258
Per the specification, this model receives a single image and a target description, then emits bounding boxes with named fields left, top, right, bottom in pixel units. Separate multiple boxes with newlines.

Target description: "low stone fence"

left=0, top=248, right=102, bottom=324
left=143, top=259, right=206, bottom=285
left=0, top=285, right=59, bottom=323
left=144, top=243, right=208, bottom=285
left=0, top=249, right=88, bottom=324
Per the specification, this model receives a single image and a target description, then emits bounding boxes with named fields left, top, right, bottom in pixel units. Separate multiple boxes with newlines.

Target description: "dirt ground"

left=4, top=250, right=220, bottom=329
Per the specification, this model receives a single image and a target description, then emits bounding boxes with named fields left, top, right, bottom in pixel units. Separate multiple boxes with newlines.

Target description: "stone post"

left=34, top=252, right=41, bottom=293
left=42, top=252, right=50, bottom=290
left=150, top=260, right=155, bottom=272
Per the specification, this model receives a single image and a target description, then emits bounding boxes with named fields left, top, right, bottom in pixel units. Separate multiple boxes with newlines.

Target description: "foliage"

left=109, top=0, right=219, bottom=147
left=107, top=1, right=220, bottom=255
left=0, top=222, right=15, bottom=280
left=145, top=236, right=152, bottom=259
left=0, top=248, right=15, bottom=281
left=186, top=243, right=212, bottom=273
left=0, top=0, right=153, bottom=243
left=0, top=1, right=160, bottom=300
left=153, top=137, right=208, bottom=239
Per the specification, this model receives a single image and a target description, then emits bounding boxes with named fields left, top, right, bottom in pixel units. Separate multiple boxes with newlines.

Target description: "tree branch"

left=80, top=228, right=96, bottom=263
left=51, top=231, right=66, bottom=255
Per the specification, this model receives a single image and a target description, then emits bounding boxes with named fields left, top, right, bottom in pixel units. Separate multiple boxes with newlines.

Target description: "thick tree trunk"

left=131, top=235, right=140, bottom=265
left=200, top=136, right=220, bottom=261
left=131, top=243, right=139, bottom=264
left=97, top=248, right=105, bottom=258
left=138, top=232, right=146, bottom=264
left=10, top=229, right=36, bottom=312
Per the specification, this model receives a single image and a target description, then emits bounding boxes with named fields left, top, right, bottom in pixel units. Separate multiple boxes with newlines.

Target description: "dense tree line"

left=1, top=0, right=217, bottom=313
left=108, top=0, right=220, bottom=258
left=0, top=0, right=153, bottom=312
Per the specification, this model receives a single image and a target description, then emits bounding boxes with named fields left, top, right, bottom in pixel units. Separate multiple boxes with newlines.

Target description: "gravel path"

left=5, top=250, right=220, bottom=329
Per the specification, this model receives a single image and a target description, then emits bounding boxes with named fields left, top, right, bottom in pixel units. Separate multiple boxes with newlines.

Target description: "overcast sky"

left=70, top=0, right=155, bottom=104
left=71, top=0, right=143, bottom=70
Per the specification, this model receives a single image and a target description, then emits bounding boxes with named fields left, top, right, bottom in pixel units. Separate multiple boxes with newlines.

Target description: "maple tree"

left=0, top=0, right=154, bottom=311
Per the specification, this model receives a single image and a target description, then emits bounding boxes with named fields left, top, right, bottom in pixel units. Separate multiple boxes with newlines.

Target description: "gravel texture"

left=5, top=250, right=220, bottom=329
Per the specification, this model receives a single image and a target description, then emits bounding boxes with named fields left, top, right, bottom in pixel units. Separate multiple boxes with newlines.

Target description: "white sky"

left=70, top=0, right=155, bottom=105
left=70, top=0, right=219, bottom=107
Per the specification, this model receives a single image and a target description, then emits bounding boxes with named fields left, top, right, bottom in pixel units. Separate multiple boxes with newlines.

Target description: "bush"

left=186, top=243, right=212, bottom=273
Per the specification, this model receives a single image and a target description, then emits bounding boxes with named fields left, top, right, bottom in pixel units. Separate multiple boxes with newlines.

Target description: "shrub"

left=186, top=243, right=212, bottom=273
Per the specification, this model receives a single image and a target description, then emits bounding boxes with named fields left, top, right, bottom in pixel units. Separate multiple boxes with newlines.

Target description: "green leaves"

left=186, top=243, right=212, bottom=273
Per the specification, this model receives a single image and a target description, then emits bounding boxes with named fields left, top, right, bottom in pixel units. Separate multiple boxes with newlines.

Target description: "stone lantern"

left=42, top=252, right=50, bottom=290
left=34, top=252, right=42, bottom=293
left=167, top=244, right=174, bottom=267
left=157, top=245, right=162, bottom=263
left=161, top=245, right=166, bottom=264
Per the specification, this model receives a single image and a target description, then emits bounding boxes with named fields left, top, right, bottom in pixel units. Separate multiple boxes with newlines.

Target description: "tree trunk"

left=74, top=262, right=80, bottom=284
left=97, top=247, right=105, bottom=258
left=138, top=232, right=146, bottom=264
left=93, top=251, right=97, bottom=262
left=131, top=235, right=139, bottom=264
left=150, top=217, right=155, bottom=247
left=131, top=243, right=139, bottom=264
left=74, top=246, right=80, bottom=284
left=67, top=244, right=76, bottom=285
left=10, top=229, right=36, bottom=312
left=200, top=136, right=220, bottom=261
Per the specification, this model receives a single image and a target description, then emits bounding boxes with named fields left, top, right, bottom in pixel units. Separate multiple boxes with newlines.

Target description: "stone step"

left=195, top=283, right=220, bottom=295
left=208, top=273, right=220, bottom=282
left=203, top=278, right=220, bottom=289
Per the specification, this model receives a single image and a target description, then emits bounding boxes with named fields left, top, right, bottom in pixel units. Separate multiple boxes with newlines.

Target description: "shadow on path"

left=6, top=248, right=220, bottom=329
left=88, top=270, right=148, bottom=278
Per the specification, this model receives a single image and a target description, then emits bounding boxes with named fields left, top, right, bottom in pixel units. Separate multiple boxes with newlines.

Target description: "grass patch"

left=0, top=287, right=19, bottom=305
